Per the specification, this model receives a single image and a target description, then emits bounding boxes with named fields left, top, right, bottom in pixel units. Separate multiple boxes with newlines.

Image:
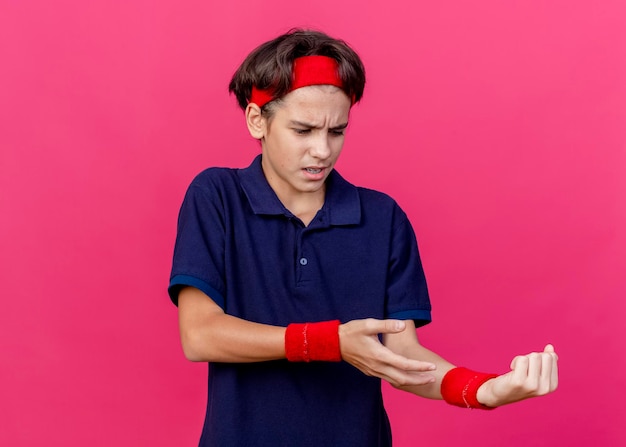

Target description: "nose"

left=309, top=134, right=332, bottom=160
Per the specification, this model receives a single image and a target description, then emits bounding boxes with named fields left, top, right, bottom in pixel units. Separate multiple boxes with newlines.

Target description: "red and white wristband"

left=285, top=320, right=342, bottom=362
left=441, top=367, right=499, bottom=410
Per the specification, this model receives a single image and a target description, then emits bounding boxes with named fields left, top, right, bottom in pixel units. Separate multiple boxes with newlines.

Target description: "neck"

left=278, top=189, right=325, bottom=226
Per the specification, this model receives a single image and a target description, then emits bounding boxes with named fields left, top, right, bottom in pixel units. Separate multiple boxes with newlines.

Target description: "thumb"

left=377, top=319, right=406, bottom=335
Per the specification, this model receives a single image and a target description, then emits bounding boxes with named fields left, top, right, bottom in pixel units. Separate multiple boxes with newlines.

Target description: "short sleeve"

left=385, top=205, right=432, bottom=327
left=168, top=176, right=226, bottom=307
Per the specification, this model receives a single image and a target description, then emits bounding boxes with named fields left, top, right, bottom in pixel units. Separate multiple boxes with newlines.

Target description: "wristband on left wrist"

left=441, top=367, right=498, bottom=410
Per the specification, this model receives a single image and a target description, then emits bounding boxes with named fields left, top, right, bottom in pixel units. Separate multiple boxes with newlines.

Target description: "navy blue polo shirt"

left=169, top=155, right=431, bottom=447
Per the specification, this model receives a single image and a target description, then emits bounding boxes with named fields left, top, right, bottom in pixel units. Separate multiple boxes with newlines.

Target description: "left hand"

left=476, top=344, right=559, bottom=407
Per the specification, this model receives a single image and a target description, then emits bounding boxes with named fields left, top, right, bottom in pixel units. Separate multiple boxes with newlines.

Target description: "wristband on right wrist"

left=285, top=320, right=341, bottom=362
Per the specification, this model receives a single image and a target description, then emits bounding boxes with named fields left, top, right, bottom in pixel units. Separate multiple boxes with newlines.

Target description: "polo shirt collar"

left=238, top=155, right=361, bottom=225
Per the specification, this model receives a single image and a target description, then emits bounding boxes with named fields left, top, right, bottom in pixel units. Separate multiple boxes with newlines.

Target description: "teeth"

left=306, top=168, right=322, bottom=174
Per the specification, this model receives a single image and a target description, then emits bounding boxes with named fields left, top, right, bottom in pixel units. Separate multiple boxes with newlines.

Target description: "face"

left=249, top=85, right=351, bottom=208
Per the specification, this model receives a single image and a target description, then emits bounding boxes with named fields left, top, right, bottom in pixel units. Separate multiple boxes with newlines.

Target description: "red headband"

left=249, top=55, right=345, bottom=108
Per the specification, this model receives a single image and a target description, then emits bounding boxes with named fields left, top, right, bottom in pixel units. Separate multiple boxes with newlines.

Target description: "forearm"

left=391, top=341, right=455, bottom=399
left=382, top=322, right=456, bottom=399
left=179, top=288, right=438, bottom=388
left=386, top=333, right=497, bottom=406
left=178, top=287, right=286, bottom=363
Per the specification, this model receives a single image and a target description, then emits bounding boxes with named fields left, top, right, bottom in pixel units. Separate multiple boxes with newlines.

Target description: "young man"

left=169, top=29, right=558, bottom=446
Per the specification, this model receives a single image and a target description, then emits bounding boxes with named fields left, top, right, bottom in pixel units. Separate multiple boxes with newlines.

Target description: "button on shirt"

left=169, top=155, right=431, bottom=447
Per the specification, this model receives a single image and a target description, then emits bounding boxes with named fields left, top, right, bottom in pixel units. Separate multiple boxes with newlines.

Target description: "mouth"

left=304, top=167, right=324, bottom=174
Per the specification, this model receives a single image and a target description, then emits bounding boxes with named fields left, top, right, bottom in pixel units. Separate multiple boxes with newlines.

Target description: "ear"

left=245, top=103, right=266, bottom=140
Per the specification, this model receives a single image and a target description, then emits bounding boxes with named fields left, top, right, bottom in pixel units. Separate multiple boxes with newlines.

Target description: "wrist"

left=441, top=367, right=499, bottom=410
left=476, top=377, right=498, bottom=408
left=285, top=320, right=342, bottom=362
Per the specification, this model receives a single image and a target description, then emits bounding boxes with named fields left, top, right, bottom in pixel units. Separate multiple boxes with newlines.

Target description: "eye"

left=293, top=128, right=311, bottom=135
left=329, top=129, right=345, bottom=136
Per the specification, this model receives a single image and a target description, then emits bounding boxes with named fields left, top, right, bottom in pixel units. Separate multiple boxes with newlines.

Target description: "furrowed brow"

left=289, top=120, right=349, bottom=130
left=330, top=122, right=349, bottom=131
left=289, top=120, right=318, bottom=129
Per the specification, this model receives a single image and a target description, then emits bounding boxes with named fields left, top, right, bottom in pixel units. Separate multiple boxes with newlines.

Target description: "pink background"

left=1, top=1, right=625, bottom=446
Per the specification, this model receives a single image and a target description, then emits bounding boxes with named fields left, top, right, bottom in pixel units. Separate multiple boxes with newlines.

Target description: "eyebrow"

left=289, top=120, right=349, bottom=131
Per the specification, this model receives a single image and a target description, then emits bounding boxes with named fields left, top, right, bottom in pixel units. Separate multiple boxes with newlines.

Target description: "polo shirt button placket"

left=296, top=229, right=312, bottom=285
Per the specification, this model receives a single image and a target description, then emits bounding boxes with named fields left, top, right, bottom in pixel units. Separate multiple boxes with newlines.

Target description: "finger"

left=350, top=332, right=436, bottom=372
left=538, top=352, right=554, bottom=394
left=372, top=319, right=406, bottom=335
left=511, top=355, right=529, bottom=383
left=352, top=318, right=406, bottom=336
left=401, top=372, right=437, bottom=386
left=527, top=353, right=542, bottom=385
left=351, top=349, right=436, bottom=386
left=376, top=347, right=436, bottom=372
left=550, top=352, right=559, bottom=391
left=389, top=373, right=437, bottom=387
left=379, top=366, right=436, bottom=387
left=544, top=343, right=559, bottom=361
left=510, top=355, right=522, bottom=371
left=540, top=352, right=552, bottom=381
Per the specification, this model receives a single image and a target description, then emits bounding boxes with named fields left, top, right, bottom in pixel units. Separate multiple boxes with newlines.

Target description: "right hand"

left=339, top=319, right=437, bottom=387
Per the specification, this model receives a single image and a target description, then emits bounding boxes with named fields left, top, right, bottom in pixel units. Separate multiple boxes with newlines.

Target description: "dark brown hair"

left=228, top=29, right=366, bottom=112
